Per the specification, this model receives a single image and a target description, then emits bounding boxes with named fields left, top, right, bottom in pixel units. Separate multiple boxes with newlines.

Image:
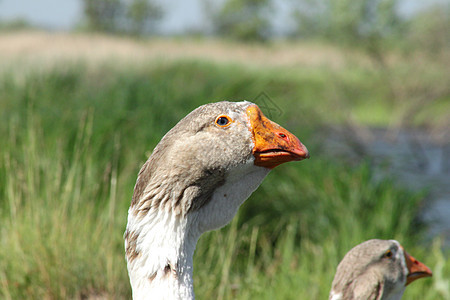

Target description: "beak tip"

left=297, top=144, right=310, bottom=160
left=298, top=152, right=310, bottom=160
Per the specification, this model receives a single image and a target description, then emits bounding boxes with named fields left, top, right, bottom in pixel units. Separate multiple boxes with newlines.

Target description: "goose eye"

left=215, top=115, right=232, bottom=127
left=384, top=250, right=393, bottom=259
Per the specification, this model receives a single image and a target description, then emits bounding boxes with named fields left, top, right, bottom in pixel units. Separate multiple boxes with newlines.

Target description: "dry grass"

left=0, top=30, right=367, bottom=71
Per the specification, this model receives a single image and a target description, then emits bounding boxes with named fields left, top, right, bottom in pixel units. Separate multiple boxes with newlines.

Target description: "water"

left=322, top=126, right=450, bottom=246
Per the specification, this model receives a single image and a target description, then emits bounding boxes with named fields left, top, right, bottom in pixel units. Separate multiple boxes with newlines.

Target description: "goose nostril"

left=277, top=132, right=288, bottom=141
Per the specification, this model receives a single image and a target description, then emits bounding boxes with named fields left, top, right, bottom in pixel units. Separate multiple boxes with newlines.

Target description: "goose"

left=329, top=239, right=432, bottom=300
left=124, top=101, right=309, bottom=299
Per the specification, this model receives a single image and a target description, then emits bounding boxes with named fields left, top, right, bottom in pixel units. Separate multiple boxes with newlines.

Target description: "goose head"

left=329, top=239, right=432, bottom=300
left=125, top=101, right=308, bottom=299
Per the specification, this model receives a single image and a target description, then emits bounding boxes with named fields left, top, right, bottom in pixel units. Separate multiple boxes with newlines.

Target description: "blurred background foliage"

left=204, top=0, right=273, bottom=41
left=0, top=0, right=449, bottom=299
left=81, top=0, right=163, bottom=35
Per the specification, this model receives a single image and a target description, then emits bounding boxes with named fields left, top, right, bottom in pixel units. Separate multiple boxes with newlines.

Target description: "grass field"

left=0, top=31, right=449, bottom=299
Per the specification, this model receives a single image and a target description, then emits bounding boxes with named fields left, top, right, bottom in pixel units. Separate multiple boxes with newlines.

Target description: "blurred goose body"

left=125, top=101, right=309, bottom=299
left=330, top=239, right=432, bottom=300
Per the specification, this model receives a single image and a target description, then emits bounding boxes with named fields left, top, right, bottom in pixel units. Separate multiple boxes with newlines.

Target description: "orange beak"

left=404, top=250, right=432, bottom=286
left=246, top=105, right=309, bottom=169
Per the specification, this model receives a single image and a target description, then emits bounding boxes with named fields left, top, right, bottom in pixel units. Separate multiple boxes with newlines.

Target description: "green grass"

left=0, top=58, right=448, bottom=299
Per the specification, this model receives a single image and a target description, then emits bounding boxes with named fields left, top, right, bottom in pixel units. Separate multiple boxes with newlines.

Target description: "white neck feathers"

left=126, top=208, right=200, bottom=300
left=125, top=162, right=269, bottom=299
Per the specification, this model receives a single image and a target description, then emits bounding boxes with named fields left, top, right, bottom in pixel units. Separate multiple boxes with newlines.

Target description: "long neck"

left=125, top=161, right=270, bottom=299
left=126, top=210, right=200, bottom=300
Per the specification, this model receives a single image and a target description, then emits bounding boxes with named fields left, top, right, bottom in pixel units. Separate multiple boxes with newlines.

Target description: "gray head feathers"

left=130, top=101, right=255, bottom=217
